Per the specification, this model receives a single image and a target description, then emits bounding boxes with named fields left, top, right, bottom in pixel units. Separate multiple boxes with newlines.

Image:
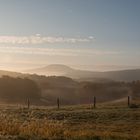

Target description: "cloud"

left=0, top=46, right=120, bottom=56
left=0, top=35, right=95, bottom=45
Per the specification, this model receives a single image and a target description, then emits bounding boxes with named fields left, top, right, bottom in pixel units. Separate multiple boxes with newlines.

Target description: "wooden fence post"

left=57, top=98, right=60, bottom=109
left=128, top=96, right=130, bottom=107
left=93, top=96, right=96, bottom=108
left=27, top=98, right=30, bottom=109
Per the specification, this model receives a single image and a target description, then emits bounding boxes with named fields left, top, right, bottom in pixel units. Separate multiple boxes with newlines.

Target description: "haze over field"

left=0, top=0, right=139, bottom=104
left=0, top=0, right=139, bottom=103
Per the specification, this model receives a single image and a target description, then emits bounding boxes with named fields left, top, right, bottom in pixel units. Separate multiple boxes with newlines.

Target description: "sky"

left=0, top=0, right=140, bottom=71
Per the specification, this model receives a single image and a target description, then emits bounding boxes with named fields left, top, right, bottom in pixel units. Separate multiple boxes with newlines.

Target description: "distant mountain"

left=25, top=64, right=140, bottom=82
left=1, top=65, right=140, bottom=82
left=26, top=64, right=74, bottom=76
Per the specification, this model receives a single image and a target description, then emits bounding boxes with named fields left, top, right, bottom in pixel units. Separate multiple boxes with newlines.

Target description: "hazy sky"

left=0, top=0, right=140, bottom=71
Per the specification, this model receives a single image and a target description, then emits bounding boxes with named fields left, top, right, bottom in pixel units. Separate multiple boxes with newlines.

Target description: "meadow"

left=0, top=103, right=139, bottom=140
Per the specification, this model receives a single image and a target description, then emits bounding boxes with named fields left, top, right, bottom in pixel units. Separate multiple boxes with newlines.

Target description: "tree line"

left=0, top=76, right=41, bottom=103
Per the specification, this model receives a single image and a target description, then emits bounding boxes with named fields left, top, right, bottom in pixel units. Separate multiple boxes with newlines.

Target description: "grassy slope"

left=0, top=103, right=139, bottom=140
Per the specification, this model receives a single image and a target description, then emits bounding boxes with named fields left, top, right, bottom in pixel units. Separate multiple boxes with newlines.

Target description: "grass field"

left=0, top=103, right=139, bottom=140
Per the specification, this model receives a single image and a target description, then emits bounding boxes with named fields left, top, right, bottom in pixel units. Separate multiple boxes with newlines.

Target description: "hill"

left=0, top=68, right=140, bottom=105
left=0, top=70, right=21, bottom=77
left=25, top=64, right=74, bottom=76
left=25, top=64, right=140, bottom=82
